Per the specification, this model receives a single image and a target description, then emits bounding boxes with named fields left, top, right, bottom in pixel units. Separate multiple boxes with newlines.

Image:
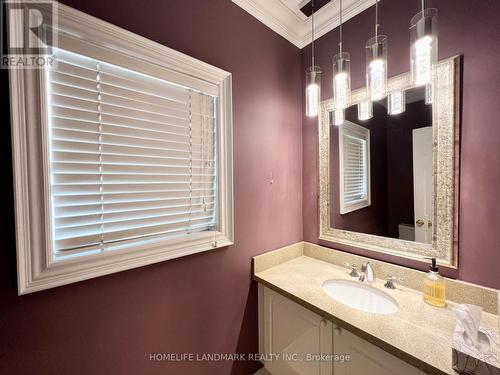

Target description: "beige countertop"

left=253, top=252, right=499, bottom=375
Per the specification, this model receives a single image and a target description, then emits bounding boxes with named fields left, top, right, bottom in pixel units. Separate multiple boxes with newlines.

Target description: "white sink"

left=322, top=279, right=399, bottom=314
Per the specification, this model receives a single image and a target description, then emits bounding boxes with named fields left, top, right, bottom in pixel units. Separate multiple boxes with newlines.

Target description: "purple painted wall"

left=0, top=1, right=302, bottom=374
left=302, top=0, right=500, bottom=288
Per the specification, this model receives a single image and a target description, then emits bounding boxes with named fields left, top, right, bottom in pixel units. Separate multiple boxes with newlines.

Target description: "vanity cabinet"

left=258, top=285, right=425, bottom=375
left=332, top=325, right=426, bottom=375
left=260, top=286, right=333, bottom=375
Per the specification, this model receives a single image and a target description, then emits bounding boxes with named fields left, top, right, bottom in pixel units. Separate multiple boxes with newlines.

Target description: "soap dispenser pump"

left=423, top=257, right=446, bottom=308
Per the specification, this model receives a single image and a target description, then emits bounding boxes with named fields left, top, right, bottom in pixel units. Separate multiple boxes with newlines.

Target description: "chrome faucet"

left=359, top=261, right=375, bottom=282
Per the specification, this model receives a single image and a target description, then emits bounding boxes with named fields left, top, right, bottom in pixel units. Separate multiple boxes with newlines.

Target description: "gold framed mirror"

left=318, top=56, right=460, bottom=267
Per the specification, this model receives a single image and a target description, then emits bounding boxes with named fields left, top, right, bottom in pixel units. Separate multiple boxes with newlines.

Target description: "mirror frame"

left=318, top=55, right=460, bottom=267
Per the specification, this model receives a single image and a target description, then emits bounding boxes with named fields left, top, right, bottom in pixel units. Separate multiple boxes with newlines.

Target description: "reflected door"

left=412, top=126, right=433, bottom=244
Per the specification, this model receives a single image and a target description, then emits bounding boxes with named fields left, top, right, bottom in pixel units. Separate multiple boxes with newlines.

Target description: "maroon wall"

left=0, top=1, right=302, bottom=374
left=302, top=0, right=500, bottom=288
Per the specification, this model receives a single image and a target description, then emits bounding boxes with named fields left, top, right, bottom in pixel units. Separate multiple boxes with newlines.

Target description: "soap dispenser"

left=423, top=257, right=446, bottom=307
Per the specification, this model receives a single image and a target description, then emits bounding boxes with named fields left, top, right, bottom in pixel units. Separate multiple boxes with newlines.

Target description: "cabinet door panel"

left=262, top=287, right=333, bottom=375
left=333, top=327, right=425, bottom=375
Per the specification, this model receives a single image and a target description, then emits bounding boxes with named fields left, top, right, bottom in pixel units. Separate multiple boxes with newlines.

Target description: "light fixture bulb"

left=306, top=82, right=320, bottom=117
left=334, top=72, right=349, bottom=109
left=366, top=0, right=387, bottom=102
left=305, top=66, right=321, bottom=117
left=368, top=59, right=386, bottom=100
left=413, top=35, right=432, bottom=86
left=332, top=0, right=350, bottom=110
left=305, top=0, right=321, bottom=118
left=410, top=8, right=438, bottom=87
left=332, top=51, right=351, bottom=110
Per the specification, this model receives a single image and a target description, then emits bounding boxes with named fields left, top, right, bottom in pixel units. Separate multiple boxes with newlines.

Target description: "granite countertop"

left=253, top=254, right=499, bottom=375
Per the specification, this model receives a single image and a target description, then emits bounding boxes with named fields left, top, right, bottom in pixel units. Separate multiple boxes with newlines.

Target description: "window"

left=49, top=48, right=219, bottom=259
left=339, top=121, right=370, bottom=214
left=9, top=4, right=233, bottom=294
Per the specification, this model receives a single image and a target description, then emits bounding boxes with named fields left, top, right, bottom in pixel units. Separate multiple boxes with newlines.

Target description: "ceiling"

left=232, top=0, right=375, bottom=48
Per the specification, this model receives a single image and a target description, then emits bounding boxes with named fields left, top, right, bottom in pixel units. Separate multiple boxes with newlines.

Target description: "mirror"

left=331, top=86, right=433, bottom=244
left=319, top=56, right=460, bottom=267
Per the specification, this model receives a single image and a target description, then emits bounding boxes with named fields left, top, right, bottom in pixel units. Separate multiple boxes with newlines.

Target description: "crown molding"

left=232, top=0, right=375, bottom=49
left=232, top=0, right=304, bottom=46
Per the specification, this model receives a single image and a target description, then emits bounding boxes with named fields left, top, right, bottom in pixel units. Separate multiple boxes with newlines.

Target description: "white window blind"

left=48, top=48, right=217, bottom=258
left=343, top=135, right=366, bottom=203
left=339, top=121, right=370, bottom=214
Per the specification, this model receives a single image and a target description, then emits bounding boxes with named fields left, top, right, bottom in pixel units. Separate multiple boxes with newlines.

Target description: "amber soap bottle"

left=423, top=258, right=446, bottom=308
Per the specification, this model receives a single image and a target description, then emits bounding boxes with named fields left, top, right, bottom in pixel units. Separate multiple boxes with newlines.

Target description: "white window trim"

left=8, top=3, right=233, bottom=294
left=338, top=120, right=371, bottom=214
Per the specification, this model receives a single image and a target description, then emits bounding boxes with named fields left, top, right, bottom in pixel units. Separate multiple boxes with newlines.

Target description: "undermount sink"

left=322, top=279, right=399, bottom=314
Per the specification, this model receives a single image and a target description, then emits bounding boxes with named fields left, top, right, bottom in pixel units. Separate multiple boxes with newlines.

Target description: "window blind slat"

left=99, top=71, right=189, bottom=105
left=52, top=128, right=211, bottom=153
left=54, top=221, right=213, bottom=254
left=51, top=162, right=214, bottom=175
left=51, top=140, right=207, bottom=160
left=50, top=117, right=209, bottom=141
left=53, top=173, right=215, bottom=185
left=55, top=206, right=215, bottom=229
left=53, top=191, right=213, bottom=207
left=49, top=48, right=218, bottom=256
left=55, top=212, right=214, bottom=244
left=51, top=154, right=212, bottom=170
left=55, top=199, right=214, bottom=218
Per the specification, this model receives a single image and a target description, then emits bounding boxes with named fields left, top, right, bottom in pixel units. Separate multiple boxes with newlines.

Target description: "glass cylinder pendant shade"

left=425, top=83, right=432, bottom=105
left=410, top=8, right=438, bottom=87
left=333, top=109, right=344, bottom=126
left=388, top=90, right=406, bottom=115
left=358, top=100, right=373, bottom=121
left=305, top=66, right=322, bottom=117
left=332, top=52, right=351, bottom=110
left=366, top=35, right=388, bottom=101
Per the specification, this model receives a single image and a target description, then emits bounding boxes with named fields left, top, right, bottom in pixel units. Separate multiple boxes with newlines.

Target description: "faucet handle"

left=384, top=274, right=404, bottom=289
left=344, top=262, right=359, bottom=278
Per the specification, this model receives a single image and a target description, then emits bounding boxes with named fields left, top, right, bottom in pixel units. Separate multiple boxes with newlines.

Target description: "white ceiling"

left=232, top=0, right=375, bottom=48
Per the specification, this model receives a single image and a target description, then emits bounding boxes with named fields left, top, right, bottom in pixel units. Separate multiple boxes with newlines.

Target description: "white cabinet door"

left=332, top=326, right=426, bottom=375
left=261, top=286, right=333, bottom=375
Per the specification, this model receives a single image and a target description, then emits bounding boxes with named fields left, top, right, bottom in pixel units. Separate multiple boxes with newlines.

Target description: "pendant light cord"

left=375, top=0, right=379, bottom=39
left=421, top=0, right=425, bottom=12
left=339, top=0, right=343, bottom=54
left=311, top=0, right=315, bottom=67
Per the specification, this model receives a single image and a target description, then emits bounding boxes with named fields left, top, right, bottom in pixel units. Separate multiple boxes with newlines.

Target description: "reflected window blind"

left=343, top=135, right=367, bottom=204
left=48, top=48, right=217, bottom=257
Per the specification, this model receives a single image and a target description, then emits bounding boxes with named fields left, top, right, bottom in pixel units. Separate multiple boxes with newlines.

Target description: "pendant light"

left=410, top=0, right=438, bottom=86
left=332, top=0, right=351, bottom=112
left=424, top=83, right=432, bottom=104
left=388, top=90, right=406, bottom=115
left=366, top=0, right=387, bottom=101
left=333, top=109, right=344, bottom=126
left=358, top=100, right=373, bottom=120
left=305, top=0, right=321, bottom=117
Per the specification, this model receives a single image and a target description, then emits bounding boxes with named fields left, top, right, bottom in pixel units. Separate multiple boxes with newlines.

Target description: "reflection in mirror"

left=330, top=86, right=433, bottom=244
